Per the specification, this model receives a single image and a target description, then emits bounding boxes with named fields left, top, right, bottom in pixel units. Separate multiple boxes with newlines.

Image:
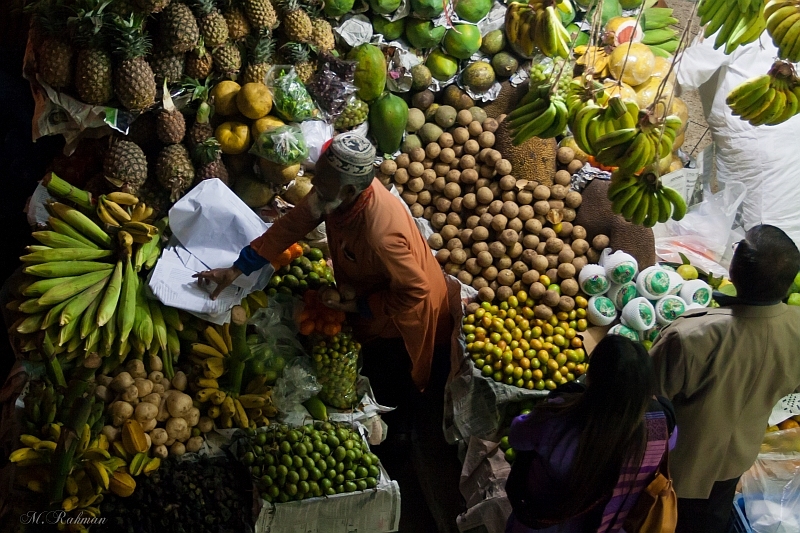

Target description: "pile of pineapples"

left=28, top=0, right=336, bottom=110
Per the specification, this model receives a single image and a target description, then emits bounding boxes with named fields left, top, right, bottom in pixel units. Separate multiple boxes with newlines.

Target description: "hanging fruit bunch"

left=506, top=0, right=572, bottom=59
left=727, top=60, right=800, bottom=127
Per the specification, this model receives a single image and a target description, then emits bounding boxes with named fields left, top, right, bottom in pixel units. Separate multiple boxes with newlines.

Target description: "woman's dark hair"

left=730, top=224, right=800, bottom=302
left=535, top=335, right=656, bottom=516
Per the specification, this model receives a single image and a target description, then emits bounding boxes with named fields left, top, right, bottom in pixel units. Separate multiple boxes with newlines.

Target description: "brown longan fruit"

left=424, top=206, right=436, bottom=219
left=431, top=212, right=447, bottom=229
left=533, top=200, right=550, bottom=216
left=557, top=263, right=576, bottom=279
left=460, top=168, right=479, bottom=184
left=486, top=149, right=502, bottom=166
left=425, top=143, right=441, bottom=159
left=507, top=242, right=523, bottom=259
left=558, top=247, right=575, bottom=264
left=468, top=121, right=483, bottom=137
left=496, top=254, right=512, bottom=270
left=460, top=154, right=476, bottom=169
left=482, top=266, right=499, bottom=281
left=410, top=203, right=424, bottom=217
left=472, top=241, right=489, bottom=255
left=477, top=251, right=494, bottom=269
left=545, top=237, right=564, bottom=253
left=525, top=218, right=543, bottom=234
left=447, top=212, right=462, bottom=227
left=502, top=201, right=519, bottom=219
left=517, top=190, right=533, bottom=205
left=473, top=226, right=490, bottom=242
left=488, top=199, right=504, bottom=216
left=464, top=139, right=480, bottom=155
left=436, top=197, right=452, bottom=213
left=554, top=170, right=572, bottom=186
left=440, top=224, right=458, bottom=241
left=457, top=109, right=473, bottom=126
left=479, top=212, right=494, bottom=228
left=472, top=277, right=489, bottom=290
left=457, top=270, right=474, bottom=286
left=396, top=153, right=410, bottom=168
left=447, top=238, right=463, bottom=251
left=475, top=205, right=489, bottom=216
left=465, top=258, right=482, bottom=276
left=422, top=169, right=437, bottom=185
left=381, top=160, right=397, bottom=175
left=495, top=159, right=512, bottom=176
left=417, top=190, right=432, bottom=206
left=480, top=165, right=496, bottom=179
left=532, top=255, right=549, bottom=273
left=434, top=162, right=450, bottom=177
left=518, top=205, right=534, bottom=221
left=558, top=295, right=575, bottom=312
left=550, top=184, right=567, bottom=200
left=571, top=239, right=589, bottom=255
left=401, top=191, right=418, bottom=205
left=573, top=255, right=588, bottom=274
left=459, top=227, right=473, bottom=245
left=450, top=196, right=463, bottom=212
left=453, top=145, right=464, bottom=157
left=549, top=199, right=564, bottom=210
left=478, top=286, right=495, bottom=303
left=571, top=225, right=587, bottom=240
left=529, top=282, right=546, bottom=300
left=444, top=182, right=461, bottom=200
left=560, top=278, right=579, bottom=297
left=435, top=248, right=450, bottom=264
left=483, top=118, right=499, bottom=133
left=466, top=215, right=480, bottom=229
left=427, top=233, right=443, bottom=250
left=593, top=234, right=610, bottom=250
left=558, top=222, right=573, bottom=239
left=491, top=214, right=508, bottom=232
left=478, top=131, right=495, bottom=148
left=540, top=227, right=557, bottom=241
left=565, top=191, right=582, bottom=209
left=438, top=132, right=454, bottom=148
left=567, top=160, right=584, bottom=174
left=533, top=185, right=551, bottom=200
left=488, top=241, right=506, bottom=258
left=562, top=208, right=577, bottom=222
left=507, top=217, right=523, bottom=233
left=408, top=162, right=424, bottom=177
left=463, top=193, right=478, bottom=210
left=521, top=269, right=539, bottom=286
left=450, top=248, right=467, bottom=265
left=523, top=234, right=540, bottom=250
left=439, top=147, right=456, bottom=164
left=407, top=177, right=424, bottom=193
left=394, top=168, right=409, bottom=184
left=432, top=176, right=446, bottom=192
left=409, top=147, right=425, bottom=163
left=542, top=290, right=560, bottom=307
left=453, top=127, right=469, bottom=144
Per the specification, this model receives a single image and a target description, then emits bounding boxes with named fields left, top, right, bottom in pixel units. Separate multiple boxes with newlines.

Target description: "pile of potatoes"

left=96, top=359, right=214, bottom=458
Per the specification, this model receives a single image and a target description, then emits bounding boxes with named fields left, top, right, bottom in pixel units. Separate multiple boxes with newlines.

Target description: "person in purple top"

left=505, top=336, right=676, bottom=533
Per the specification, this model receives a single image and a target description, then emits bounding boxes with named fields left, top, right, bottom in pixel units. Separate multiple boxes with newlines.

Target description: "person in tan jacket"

left=194, top=132, right=452, bottom=452
left=650, top=224, right=800, bottom=533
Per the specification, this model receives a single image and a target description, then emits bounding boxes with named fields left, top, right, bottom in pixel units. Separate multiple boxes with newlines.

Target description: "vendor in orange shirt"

left=195, top=132, right=452, bottom=450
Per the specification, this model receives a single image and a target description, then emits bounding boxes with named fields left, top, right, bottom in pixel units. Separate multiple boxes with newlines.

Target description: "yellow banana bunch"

left=575, top=45, right=610, bottom=78
left=765, top=0, right=800, bottom=62
left=96, top=194, right=155, bottom=228
left=698, top=0, right=766, bottom=54
left=726, top=61, right=800, bottom=126
left=608, top=171, right=688, bottom=227
left=506, top=0, right=571, bottom=59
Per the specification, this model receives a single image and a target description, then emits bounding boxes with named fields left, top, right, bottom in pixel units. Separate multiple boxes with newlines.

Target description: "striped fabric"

left=597, top=412, right=669, bottom=533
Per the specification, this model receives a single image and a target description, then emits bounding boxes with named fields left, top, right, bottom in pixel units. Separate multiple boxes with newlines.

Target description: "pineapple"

left=184, top=77, right=214, bottom=149
left=138, top=178, right=172, bottom=217
left=160, top=1, right=200, bottom=54
left=193, top=138, right=230, bottom=184
left=242, top=30, right=274, bottom=84
left=278, top=0, right=312, bottom=43
left=134, top=0, right=171, bottom=13
left=112, top=15, right=156, bottom=110
left=156, top=144, right=196, bottom=201
left=192, top=0, right=230, bottom=48
left=212, top=40, right=242, bottom=78
left=222, top=2, right=251, bottom=40
left=149, top=51, right=186, bottom=84
left=242, top=0, right=277, bottom=30
left=156, top=83, right=186, bottom=144
left=29, top=1, right=75, bottom=89
left=310, top=17, right=335, bottom=53
left=108, top=0, right=143, bottom=17
left=185, top=41, right=214, bottom=79
left=281, top=42, right=315, bottom=84
left=103, top=138, right=149, bottom=194
left=71, top=0, right=114, bottom=105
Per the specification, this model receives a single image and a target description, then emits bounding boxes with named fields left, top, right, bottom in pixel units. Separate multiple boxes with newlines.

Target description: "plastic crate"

left=730, top=494, right=753, bottom=533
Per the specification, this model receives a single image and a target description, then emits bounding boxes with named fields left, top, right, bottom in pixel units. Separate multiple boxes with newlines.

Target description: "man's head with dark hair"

left=729, top=225, right=800, bottom=303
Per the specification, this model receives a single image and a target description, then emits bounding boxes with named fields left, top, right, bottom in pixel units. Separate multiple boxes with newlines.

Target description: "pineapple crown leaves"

left=191, top=0, right=221, bottom=17
left=246, top=29, right=275, bottom=63
left=26, top=0, right=73, bottom=37
left=192, top=137, right=223, bottom=165
left=280, top=41, right=312, bottom=63
left=301, top=0, right=324, bottom=19
left=111, top=14, right=152, bottom=59
left=68, top=0, right=113, bottom=48
left=182, top=76, right=213, bottom=103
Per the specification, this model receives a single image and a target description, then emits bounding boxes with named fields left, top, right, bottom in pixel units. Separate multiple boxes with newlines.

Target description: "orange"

left=299, top=320, right=315, bottom=336
left=778, top=419, right=800, bottom=430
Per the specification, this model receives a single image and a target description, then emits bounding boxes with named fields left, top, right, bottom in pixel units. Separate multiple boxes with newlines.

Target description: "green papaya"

left=347, top=44, right=387, bottom=102
left=324, top=0, right=356, bottom=17
left=443, top=24, right=482, bottom=59
left=405, top=19, right=447, bottom=49
left=372, top=15, right=406, bottom=41
left=369, top=0, right=401, bottom=15
left=411, top=0, right=443, bottom=19
left=369, top=92, right=408, bottom=154
left=454, top=0, right=492, bottom=23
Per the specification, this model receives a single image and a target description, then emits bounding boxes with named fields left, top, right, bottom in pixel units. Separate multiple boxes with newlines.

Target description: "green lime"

left=256, top=432, right=267, bottom=446
left=281, top=454, right=292, bottom=467
left=287, top=470, right=300, bottom=484
left=280, top=441, right=291, bottom=454
left=307, top=248, right=324, bottom=261
left=242, top=452, right=254, bottom=465
left=366, top=476, right=377, bottom=488
left=335, top=474, right=345, bottom=485
left=277, top=465, right=288, bottom=477
left=286, top=483, right=298, bottom=496
left=356, top=479, right=368, bottom=491
left=268, top=275, right=282, bottom=288
left=293, top=456, right=304, bottom=469
left=290, top=266, right=305, bottom=279
left=345, top=481, right=358, bottom=492
left=268, top=485, right=280, bottom=498
left=334, top=446, right=347, bottom=461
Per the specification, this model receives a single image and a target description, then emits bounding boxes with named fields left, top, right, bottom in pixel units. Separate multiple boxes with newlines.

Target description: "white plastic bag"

left=741, top=428, right=800, bottom=533
left=655, top=181, right=746, bottom=276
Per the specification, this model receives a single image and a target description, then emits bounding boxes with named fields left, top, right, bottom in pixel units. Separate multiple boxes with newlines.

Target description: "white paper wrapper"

left=667, top=270, right=685, bottom=296
left=384, top=41, right=422, bottom=93
left=636, top=265, right=672, bottom=300
left=336, top=15, right=374, bottom=47
left=587, top=295, right=617, bottom=326
left=621, top=297, right=657, bottom=331
left=680, top=279, right=712, bottom=308
left=509, top=63, right=531, bottom=87
left=478, top=1, right=508, bottom=34
left=378, top=0, right=411, bottom=21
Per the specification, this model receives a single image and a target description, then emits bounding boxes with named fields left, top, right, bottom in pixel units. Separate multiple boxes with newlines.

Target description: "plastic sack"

left=299, top=120, right=334, bottom=168
left=267, top=67, right=319, bottom=122
left=655, top=181, right=746, bottom=276
left=249, top=124, right=308, bottom=165
left=741, top=428, right=800, bottom=533
left=272, top=357, right=322, bottom=414
left=307, top=52, right=357, bottom=118
left=249, top=294, right=305, bottom=360
left=311, top=333, right=361, bottom=409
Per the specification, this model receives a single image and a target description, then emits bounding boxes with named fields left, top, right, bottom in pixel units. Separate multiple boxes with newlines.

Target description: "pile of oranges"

left=298, top=289, right=346, bottom=337
left=272, top=243, right=304, bottom=269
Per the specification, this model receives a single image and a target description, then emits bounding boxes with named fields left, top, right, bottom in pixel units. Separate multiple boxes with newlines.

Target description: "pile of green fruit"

left=498, top=399, right=539, bottom=464
left=463, top=290, right=589, bottom=391
left=312, top=332, right=361, bottom=409
left=788, top=272, right=800, bottom=306
left=334, top=97, right=370, bottom=130
left=236, top=422, right=382, bottom=503
left=266, top=247, right=334, bottom=296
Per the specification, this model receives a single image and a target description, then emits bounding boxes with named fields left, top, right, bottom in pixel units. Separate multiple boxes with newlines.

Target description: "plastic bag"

left=272, top=357, right=322, bottom=414
left=655, top=181, right=746, bottom=276
left=299, top=120, right=334, bottom=168
left=267, top=67, right=319, bottom=122
left=311, top=332, right=361, bottom=409
left=741, top=428, right=800, bottom=533
left=307, top=52, right=357, bottom=118
left=249, top=125, right=309, bottom=165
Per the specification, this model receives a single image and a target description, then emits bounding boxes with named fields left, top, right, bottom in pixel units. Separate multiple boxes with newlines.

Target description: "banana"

left=537, top=99, right=569, bottom=139
left=657, top=189, right=673, bottom=224
left=727, top=76, right=769, bottom=107
left=10, top=447, right=45, bottom=463
left=59, top=276, right=110, bottom=326
left=703, top=0, right=733, bottom=37
left=741, top=88, right=777, bottom=120
left=238, top=395, right=268, bottom=409
left=106, top=192, right=139, bottom=205
left=729, top=80, right=773, bottom=112
left=117, top=257, right=138, bottom=348
left=82, top=447, right=112, bottom=461
left=37, top=269, right=113, bottom=307
left=714, top=6, right=745, bottom=50
left=778, top=17, right=800, bottom=60
left=772, top=88, right=799, bottom=124
left=20, top=248, right=113, bottom=263
left=621, top=186, right=646, bottom=221
left=233, top=398, right=249, bottom=429
left=662, top=186, right=687, bottom=221
left=631, top=189, right=651, bottom=226
left=25, top=260, right=113, bottom=279
left=646, top=190, right=662, bottom=228
left=203, top=326, right=229, bottom=355
left=751, top=86, right=786, bottom=125
left=96, top=201, right=121, bottom=227
left=593, top=128, right=638, bottom=151
left=769, top=12, right=800, bottom=49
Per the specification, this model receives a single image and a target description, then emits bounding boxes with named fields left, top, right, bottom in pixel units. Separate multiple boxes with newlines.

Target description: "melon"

left=426, top=49, right=459, bottom=81
left=455, top=0, right=493, bottom=23
left=372, top=16, right=406, bottom=40
left=634, top=76, right=674, bottom=110
left=462, top=61, right=496, bottom=92
left=599, top=81, right=638, bottom=104
left=671, top=97, right=689, bottom=134
left=411, top=0, right=444, bottom=19
left=369, top=0, right=401, bottom=14
left=619, top=0, right=644, bottom=8
left=405, top=19, right=446, bottom=49
left=652, top=56, right=673, bottom=79
left=605, top=17, right=643, bottom=47
left=324, top=0, right=355, bottom=17
left=608, top=42, right=655, bottom=86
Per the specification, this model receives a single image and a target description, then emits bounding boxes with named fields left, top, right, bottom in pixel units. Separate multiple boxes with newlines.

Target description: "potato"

left=476, top=250, right=494, bottom=267
left=558, top=263, right=576, bottom=279
left=460, top=169, right=479, bottom=185
left=497, top=269, right=515, bottom=286
left=522, top=269, right=540, bottom=285
left=468, top=121, right=483, bottom=137
left=464, top=139, right=480, bottom=155
left=436, top=249, right=451, bottom=264
left=545, top=237, right=564, bottom=253
left=554, top=169, right=572, bottom=185
left=444, top=182, right=461, bottom=199
left=495, top=159, right=512, bottom=176
left=507, top=217, right=523, bottom=233
left=427, top=233, right=444, bottom=250
left=478, top=287, right=495, bottom=303
left=491, top=214, right=508, bottom=232
left=396, top=153, right=410, bottom=168
left=482, top=266, right=499, bottom=281
left=460, top=154, right=476, bottom=169
left=571, top=239, right=589, bottom=255
left=439, top=147, right=456, bottom=163
left=439, top=132, right=454, bottom=148
left=473, top=226, right=490, bottom=242
left=477, top=187, right=494, bottom=204
left=593, top=234, right=610, bottom=250
left=478, top=131, right=495, bottom=148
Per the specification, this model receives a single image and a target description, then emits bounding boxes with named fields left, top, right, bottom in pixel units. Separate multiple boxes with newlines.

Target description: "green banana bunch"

left=726, top=61, right=800, bottom=126
left=765, top=0, right=800, bottom=63
left=608, top=172, right=688, bottom=227
left=642, top=7, right=680, bottom=31
left=698, top=0, right=766, bottom=54
left=506, top=81, right=570, bottom=144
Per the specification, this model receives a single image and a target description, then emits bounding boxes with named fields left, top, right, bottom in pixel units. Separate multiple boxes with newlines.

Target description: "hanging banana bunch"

left=608, top=170, right=687, bottom=227
left=697, top=0, right=766, bottom=54
left=727, top=60, right=800, bottom=127
left=506, top=0, right=572, bottom=59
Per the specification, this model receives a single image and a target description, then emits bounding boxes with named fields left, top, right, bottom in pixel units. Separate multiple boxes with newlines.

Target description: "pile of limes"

left=237, top=422, right=381, bottom=503
left=267, top=247, right=335, bottom=297
left=334, top=97, right=369, bottom=130
left=463, top=290, right=589, bottom=391
left=312, top=332, right=361, bottom=409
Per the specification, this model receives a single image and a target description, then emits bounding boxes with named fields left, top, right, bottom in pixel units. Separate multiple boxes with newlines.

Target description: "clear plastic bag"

left=307, top=52, right=358, bottom=118
left=272, top=357, right=322, bottom=414
left=267, top=67, right=319, bottom=122
left=741, top=428, right=800, bottom=533
left=310, top=332, right=361, bottom=409
left=249, top=124, right=309, bottom=165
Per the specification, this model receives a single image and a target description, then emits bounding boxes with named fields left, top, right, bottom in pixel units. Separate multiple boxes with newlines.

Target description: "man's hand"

left=193, top=266, right=242, bottom=300
left=322, top=298, right=359, bottom=314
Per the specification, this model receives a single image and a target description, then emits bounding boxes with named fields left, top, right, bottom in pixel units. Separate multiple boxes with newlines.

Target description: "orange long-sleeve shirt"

left=250, top=179, right=451, bottom=390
